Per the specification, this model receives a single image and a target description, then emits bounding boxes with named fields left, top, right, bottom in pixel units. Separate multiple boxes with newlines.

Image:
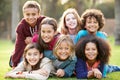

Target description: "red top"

left=12, top=16, right=45, bottom=67
left=32, top=33, right=60, bottom=50
left=86, top=60, right=100, bottom=71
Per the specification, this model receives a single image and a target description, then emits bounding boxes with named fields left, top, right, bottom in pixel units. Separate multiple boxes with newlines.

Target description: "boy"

left=10, top=1, right=45, bottom=68
left=75, top=9, right=106, bottom=43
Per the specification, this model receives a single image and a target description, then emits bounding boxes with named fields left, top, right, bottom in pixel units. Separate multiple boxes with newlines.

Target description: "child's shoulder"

left=16, top=19, right=29, bottom=30
left=78, top=29, right=87, bottom=34
left=41, top=57, right=52, bottom=63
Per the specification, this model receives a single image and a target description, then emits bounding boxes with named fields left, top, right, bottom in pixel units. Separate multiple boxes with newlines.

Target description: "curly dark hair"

left=75, top=35, right=111, bottom=64
left=81, top=9, right=105, bottom=31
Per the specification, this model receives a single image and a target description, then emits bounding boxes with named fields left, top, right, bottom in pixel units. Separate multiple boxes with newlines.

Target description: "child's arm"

left=24, top=57, right=53, bottom=79
left=5, top=62, right=25, bottom=78
left=62, top=57, right=77, bottom=77
left=92, top=68, right=102, bottom=79
left=32, top=34, right=39, bottom=43
left=75, top=58, right=88, bottom=79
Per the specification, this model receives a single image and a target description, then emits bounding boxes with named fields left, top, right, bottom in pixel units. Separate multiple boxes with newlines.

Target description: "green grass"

left=0, top=36, right=120, bottom=80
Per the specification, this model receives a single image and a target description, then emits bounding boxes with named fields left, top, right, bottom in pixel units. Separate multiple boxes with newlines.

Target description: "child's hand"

left=5, top=72, right=25, bottom=78
left=56, top=69, right=65, bottom=77
left=93, top=68, right=102, bottom=79
left=87, top=70, right=94, bottom=78
left=25, top=37, right=32, bottom=44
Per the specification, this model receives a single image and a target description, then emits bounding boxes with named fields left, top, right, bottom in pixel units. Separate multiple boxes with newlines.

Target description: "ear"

left=40, top=53, right=43, bottom=59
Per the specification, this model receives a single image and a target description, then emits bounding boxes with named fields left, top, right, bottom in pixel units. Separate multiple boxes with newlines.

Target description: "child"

left=5, top=43, right=53, bottom=80
left=58, top=8, right=81, bottom=44
left=75, top=35, right=120, bottom=79
left=75, top=9, right=106, bottom=43
left=10, top=1, right=45, bottom=68
left=32, top=17, right=60, bottom=60
left=52, top=35, right=76, bottom=77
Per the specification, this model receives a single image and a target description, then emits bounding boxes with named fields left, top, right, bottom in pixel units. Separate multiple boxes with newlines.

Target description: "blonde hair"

left=22, top=1, right=41, bottom=13
left=53, top=35, right=75, bottom=59
left=59, top=8, right=81, bottom=35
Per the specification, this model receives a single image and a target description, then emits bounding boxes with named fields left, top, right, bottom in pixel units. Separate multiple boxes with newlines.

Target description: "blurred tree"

left=115, top=0, right=120, bottom=45
left=11, top=0, right=20, bottom=42
left=96, top=1, right=114, bottom=18
left=40, top=0, right=63, bottom=20
left=0, top=0, right=11, bottom=38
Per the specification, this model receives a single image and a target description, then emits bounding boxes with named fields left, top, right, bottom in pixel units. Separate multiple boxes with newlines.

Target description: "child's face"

left=85, top=17, right=99, bottom=34
left=56, top=41, right=71, bottom=61
left=41, top=24, right=55, bottom=43
left=23, top=8, right=40, bottom=26
left=25, top=48, right=42, bottom=66
left=65, top=13, right=77, bottom=29
left=85, top=42, right=98, bottom=61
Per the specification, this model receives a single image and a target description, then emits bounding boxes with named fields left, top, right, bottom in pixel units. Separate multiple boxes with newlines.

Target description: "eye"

left=26, top=13, right=30, bottom=16
left=47, top=30, right=51, bottom=33
left=33, top=52, right=38, bottom=56
left=65, top=47, right=69, bottom=50
left=66, top=18, right=70, bottom=21
left=41, top=30, right=45, bottom=33
left=59, top=47, right=62, bottom=50
left=27, top=52, right=32, bottom=56
left=85, top=48, right=90, bottom=51
left=32, top=13, right=36, bottom=16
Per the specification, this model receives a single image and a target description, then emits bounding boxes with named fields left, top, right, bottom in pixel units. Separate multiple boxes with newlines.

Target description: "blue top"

left=75, top=58, right=105, bottom=79
left=75, top=30, right=107, bottom=44
left=53, top=56, right=77, bottom=77
left=44, top=50, right=56, bottom=60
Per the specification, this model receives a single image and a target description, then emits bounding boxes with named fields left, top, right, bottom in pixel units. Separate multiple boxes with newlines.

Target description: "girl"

left=75, top=9, right=107, bottom=43
left=5, top=43, right=53, bottom=80
left=52, top=35, right=76, bottom=77
left=32, top=17, right=60, bottom=60
left=75, top=35, right=120, bottom=79
left=58, top=8, right=81, bottom=44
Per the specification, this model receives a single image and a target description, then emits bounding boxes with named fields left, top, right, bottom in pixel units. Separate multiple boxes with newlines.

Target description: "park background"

left=0, top=0, right=120, bottom=80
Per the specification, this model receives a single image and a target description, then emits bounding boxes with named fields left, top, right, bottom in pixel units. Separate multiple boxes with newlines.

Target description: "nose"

left=30, top=55, right=34, bottom=59
left=29, top=15, right=33, bottom=19
left=44, top=33, right=48, bottom=37
left=62, top=49, right=66, bottom=53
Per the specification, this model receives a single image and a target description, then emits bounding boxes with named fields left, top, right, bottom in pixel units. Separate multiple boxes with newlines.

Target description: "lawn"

left=0, top=36, right=120, bottom=80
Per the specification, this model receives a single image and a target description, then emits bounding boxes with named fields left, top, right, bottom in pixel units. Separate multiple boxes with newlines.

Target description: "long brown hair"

left=23, top=43, right=44, bottom=70
left=38, top=17, right=58, bottom=50
left=59, top=8, right=81, bottom=35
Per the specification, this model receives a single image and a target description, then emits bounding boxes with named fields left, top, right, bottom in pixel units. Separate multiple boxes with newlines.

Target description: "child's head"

left=53, top=35, right=75, bottom=61
left=22, top=1, right=41, bottom=26
left=81, top=9, right=105, bottom=32
left=38, top=17, right=57, bottom=49
left=23, top=43, right=44, bottom=70
left=59, top=8, right=81, bottom=35
left=76, top=35, right=111, bottom=64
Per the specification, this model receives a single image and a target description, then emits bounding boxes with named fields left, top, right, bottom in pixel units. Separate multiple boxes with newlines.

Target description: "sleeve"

left=25, top=74, right=48, bottom=80
left=75, top=58, right=88, bottom=79
left=7, top=61, right=25, bottom=74
left=25, top=58, right=54, bottom=80
left=12, top=23, right=27, bottom=67
left=64, top=57, right=77, bottom=77
left=97, top=31, right=107, bottom=40
left=32, top=34, right=39, bottom=43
